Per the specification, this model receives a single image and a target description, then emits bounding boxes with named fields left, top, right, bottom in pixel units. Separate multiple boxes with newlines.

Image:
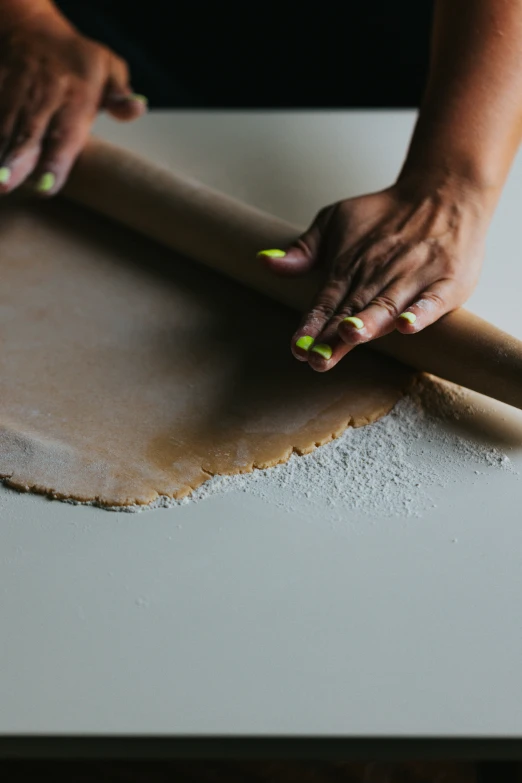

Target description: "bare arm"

left=403, top=0, right=522, bottom=199
left=260, top=0, right=522, bottom=371
left=0, top=0, right=146, bottom=195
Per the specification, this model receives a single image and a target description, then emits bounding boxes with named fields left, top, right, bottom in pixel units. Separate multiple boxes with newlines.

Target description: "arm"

left=259, top=0, right=522, bottom=371
left=403, top=0, right=522, bottom=199
left=0, top=0, right=146, bottom=195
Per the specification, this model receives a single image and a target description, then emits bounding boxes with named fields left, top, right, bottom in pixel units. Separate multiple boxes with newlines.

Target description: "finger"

left=302, top=304, right=373, bottom=373
left=291, top=278, right=349, bottom=361
left=334, top=280, right=423, bottom=358
left=0, top=72, right=35, bottom=192
left=0, top=83, right=63, bottom=193
left=105, top=92, right=148, bottom=121
left=257, top=206, right=331, bottom=278
left=335, top=242, right=434, bottom=348
left=289, top=241, right=369, bottom=362
left=32, top=93, right=98, bottom=195
left=1, top=146, right=41, bottom=192
left=300, top=238, right=413, bottom=367
left=394, top=280, right=459, bottom=334
left=0, top=93, right=19, bottom=162
left=334, top=282, right=457, bottom=370
left=298, top=275, right=379, bottom=369
left=102, top=54, right=147, bottom=121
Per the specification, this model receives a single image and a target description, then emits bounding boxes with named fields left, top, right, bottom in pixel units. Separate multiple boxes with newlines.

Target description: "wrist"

left=397, top=112, right=510, bottom=216
left=395, top=157, right=501, bottom=219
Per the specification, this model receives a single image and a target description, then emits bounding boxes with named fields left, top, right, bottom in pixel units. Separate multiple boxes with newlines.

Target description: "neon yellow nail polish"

left=311, top=343, right=332, bottom=360
left=342, top=316, right=364, bottom=330
left=256, top=249, right=286, bottom=258
left=36, top=172, right=55, bottom=193
left=130, top=93, right=148, bottom=103
left=398, top=311, right=417, bottom=324
left=296, top=335, right=314, bottom=351
left=0, top=167, right=11, bottom=185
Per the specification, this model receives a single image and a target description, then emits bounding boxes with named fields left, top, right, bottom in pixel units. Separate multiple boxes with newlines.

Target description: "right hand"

left=259, top=173, right=488, bottom=372
left=0, top=1, right=146, bottom=196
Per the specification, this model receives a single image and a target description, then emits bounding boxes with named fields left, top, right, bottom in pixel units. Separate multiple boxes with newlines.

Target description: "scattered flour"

left=118, top=376, right=519, bottom=518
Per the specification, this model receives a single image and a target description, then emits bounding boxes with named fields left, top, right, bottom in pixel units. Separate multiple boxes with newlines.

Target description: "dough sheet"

left=0, top=197, right=413, bottom=506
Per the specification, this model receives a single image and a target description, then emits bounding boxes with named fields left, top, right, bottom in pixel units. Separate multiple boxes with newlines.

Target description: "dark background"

left=55, top=1, right=434, bottom=108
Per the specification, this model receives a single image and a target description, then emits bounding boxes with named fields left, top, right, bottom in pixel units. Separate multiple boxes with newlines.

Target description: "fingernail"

left=296, top=335, right=314, bottom=351
left=36, top=172, right=55, bottom=193
left=398, top=311, right=417, bottom=324
left=342, top=316, right=364, bottom=330
left=112, top=93, right=148, bottom=104
left=256, top=249, right=286, bottom=258
left=0, top=167, right=11, bottom=185
left=311, top=343, right=332, bottom=360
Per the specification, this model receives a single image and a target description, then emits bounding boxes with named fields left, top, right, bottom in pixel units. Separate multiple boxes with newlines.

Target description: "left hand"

left=258, top=175, right=490, bottom=371
left=0, top=3, right=146, bottom=196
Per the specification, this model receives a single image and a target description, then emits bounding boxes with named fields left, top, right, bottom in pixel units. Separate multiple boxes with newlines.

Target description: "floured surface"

left=0, top=196, right=414, bottom=507
left=133, top=376, right=516, bottom=519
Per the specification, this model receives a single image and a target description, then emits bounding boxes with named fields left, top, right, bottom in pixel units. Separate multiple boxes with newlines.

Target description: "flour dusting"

left=118, top=376, right=519, bottom=518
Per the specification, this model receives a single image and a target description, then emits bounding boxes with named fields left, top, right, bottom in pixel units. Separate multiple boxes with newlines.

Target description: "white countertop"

left=1, top=111, right=522, bottom=752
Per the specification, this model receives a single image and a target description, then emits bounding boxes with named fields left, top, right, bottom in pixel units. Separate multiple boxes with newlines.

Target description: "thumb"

left=256, top=206, right=330, bottom=277
left=102, top=53, right=148, bottom=121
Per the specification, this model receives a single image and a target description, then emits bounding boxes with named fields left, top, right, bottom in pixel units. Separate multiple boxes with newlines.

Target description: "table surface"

left=1, top=111, right=522, bottom=753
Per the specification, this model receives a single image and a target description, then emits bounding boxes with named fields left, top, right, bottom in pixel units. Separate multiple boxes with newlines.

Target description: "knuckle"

left=426, top=243, right=457, bottom=275
left=343, top=293, right=367, bottom=314
left=46, top=123, right=74, bottom=145
left=421, top=290, right=446, bottom=309
left=11, top=129, right=32, bottom=149
left=330, top=259, right=352, bottom=283
left=22, top=120, right=42, bottom=139
left=440, top=257, right=458, bottom=277
left=309, top=301, right=337, bottom=322
left=371, top=293, right=400, bottom=318
left=11, top=114, right=45, bottom=149
left=337, top=306, right=356, bottom=321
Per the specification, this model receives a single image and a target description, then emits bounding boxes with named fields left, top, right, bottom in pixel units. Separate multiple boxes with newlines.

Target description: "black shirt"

left=56, top=1, right=434, bottom=108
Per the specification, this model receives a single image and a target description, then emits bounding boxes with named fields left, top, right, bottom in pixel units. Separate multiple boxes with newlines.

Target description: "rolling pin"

left=62, top=137, right=522, bottom=411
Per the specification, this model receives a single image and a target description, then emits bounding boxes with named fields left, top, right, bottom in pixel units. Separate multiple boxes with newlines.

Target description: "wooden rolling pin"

left=63, top=137, right=522, bottom=411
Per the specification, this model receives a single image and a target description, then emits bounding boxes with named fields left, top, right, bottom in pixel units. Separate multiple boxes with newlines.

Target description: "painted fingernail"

left=342, top=316, right=364, bottom=330
left=0, top=167, right=11, bottom=185
left=398, top=311, right=417, bottom=324
left=256, top=249, right=286, bottom=258
left=311, top=343, right=332, bottom=360
left=296, top=335, right=314, bottom=351
left=111, top=93, right=148, bottom=104
left=36, top=172, right=55, bottom=193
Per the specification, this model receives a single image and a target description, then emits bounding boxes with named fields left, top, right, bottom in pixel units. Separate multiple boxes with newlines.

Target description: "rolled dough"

left=0, top=196, right=414, bottom=507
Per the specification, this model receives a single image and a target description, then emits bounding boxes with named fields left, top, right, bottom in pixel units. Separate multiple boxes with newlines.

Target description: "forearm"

left=399, top=0, right=522, bottom=206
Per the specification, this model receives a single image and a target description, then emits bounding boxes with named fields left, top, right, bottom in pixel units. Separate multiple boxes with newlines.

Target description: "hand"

left=0, top=4, right=146, bottom=196
left=259, top=175, right=490, bottom=371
